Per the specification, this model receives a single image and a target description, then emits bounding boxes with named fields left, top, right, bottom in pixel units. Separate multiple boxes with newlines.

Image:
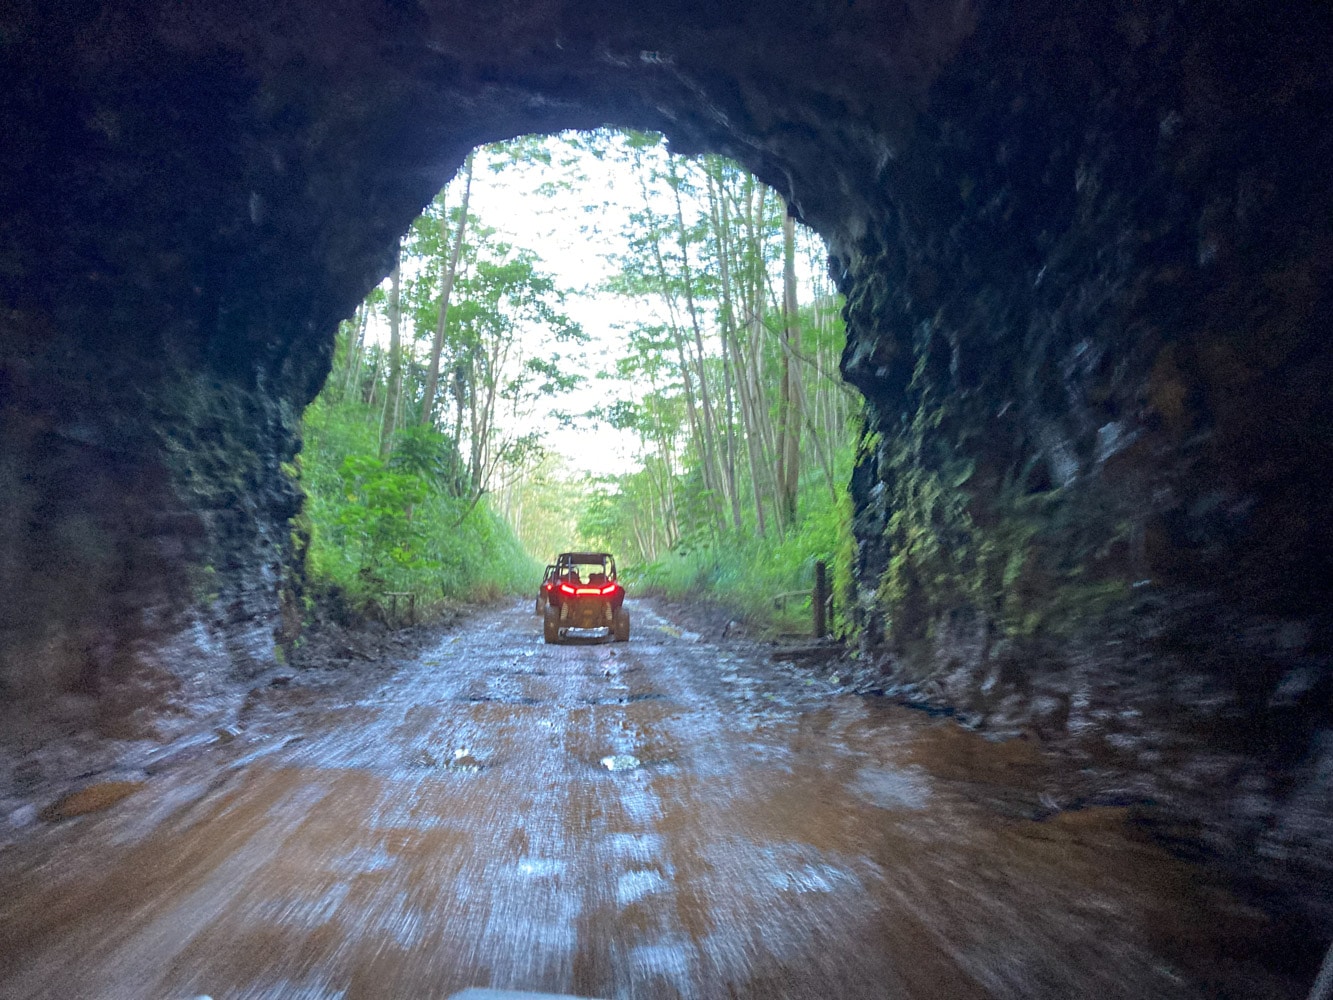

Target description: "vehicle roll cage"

left=554, top=552, right=617, bottom=578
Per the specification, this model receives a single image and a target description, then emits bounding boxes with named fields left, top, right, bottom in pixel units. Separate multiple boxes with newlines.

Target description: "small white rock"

left=601, top=754, right=640, bottom=772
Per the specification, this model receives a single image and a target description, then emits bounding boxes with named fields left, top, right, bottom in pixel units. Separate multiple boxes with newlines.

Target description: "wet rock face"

left=1, top=0, right=1330, bottom=926
left=837, top=1, right=1333, bottom=928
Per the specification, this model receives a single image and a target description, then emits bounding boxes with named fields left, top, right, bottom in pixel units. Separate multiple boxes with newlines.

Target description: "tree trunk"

left=704, top=162, right=745, bottom=534
left=379, top=240, right=402, bottom=456
left=342, top=301, right=369, bottom=403
left=669, top=157, right=728, bottom=530
left=635, top=156, right=711, bottom=515
left=421, top=154, right=473, bottom=427
left=778, top=210, right=801, bottom=525
left=451, top=358, right=467, bottom=490
left=741, top=182, right=781, bottom=517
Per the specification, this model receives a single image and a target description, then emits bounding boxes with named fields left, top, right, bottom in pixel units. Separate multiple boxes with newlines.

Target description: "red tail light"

left=600, top=583, right=619, bottom=595
left=558, top=583, right=575, bottom=595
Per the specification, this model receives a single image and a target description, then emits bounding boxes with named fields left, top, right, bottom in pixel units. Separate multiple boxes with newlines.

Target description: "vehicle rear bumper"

left=561, top=599, right=613, bottom=629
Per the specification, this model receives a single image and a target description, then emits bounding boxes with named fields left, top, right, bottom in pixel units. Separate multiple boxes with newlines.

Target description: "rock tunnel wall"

left=837, top=0, right=1333, bottom=927
left=2, top=0, right=1330, bottom=928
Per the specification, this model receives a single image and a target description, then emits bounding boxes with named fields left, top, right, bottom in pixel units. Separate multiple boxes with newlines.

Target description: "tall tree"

left=776, top=210, right=802, bottom=526
left=379, top=239, right=403, bottom=456
left=420, top=153, right=474, bottom=427
left=341, top=300, right=369, bottom=403
left=704, top=162, right=747, bottom=534
left=708, top=160, right=774, bottom=537
left=629, top=144, right=712, bottom=524
left=667, top=155, right=730, bottom=529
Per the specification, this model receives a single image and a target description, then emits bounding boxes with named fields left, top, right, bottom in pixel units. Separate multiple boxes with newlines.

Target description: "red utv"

left=542, top=551, right=629, bottom=644
left=535, top=563, right=558, bottom=614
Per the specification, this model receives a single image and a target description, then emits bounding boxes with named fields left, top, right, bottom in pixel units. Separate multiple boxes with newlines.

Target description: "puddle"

left=515, top=857, right=565, bottom=878
left=330, top=845, right=397, bottom=874
left=606, top=832, right=664, bottom=862
left=617, top=869, right=668, bottom=905
left=769, top=863, right=855, bottom=894
left=848, top=766, right=930, bottom=810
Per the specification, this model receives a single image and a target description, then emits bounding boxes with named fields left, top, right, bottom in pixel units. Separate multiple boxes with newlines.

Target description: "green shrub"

left=634, top=459, right=854, bottom=637
left=299, top=394, right=537, bottom=614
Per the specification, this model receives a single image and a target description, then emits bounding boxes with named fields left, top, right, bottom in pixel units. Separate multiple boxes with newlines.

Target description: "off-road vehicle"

left=543, top=551, right=629, bottom=644
left=534, top=563, right=557, bottom=614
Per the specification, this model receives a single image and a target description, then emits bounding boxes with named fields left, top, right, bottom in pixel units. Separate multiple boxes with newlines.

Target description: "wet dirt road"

left=0, top=600, right=1302, bottom=999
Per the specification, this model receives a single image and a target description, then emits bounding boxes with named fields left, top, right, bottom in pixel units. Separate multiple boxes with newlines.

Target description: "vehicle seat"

left=588, top=572, right=607, bottom=587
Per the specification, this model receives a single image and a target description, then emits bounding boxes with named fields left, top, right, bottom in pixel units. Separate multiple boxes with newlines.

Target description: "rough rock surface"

left=2, top=0, right=1330, bottom=934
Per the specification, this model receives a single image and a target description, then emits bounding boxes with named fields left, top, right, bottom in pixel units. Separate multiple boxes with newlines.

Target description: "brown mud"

left=0, top=599, right=1308, bottom=999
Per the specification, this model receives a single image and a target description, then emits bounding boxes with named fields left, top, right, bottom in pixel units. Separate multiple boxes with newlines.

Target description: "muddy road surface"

left=0, top=600, right=1303, bottom=999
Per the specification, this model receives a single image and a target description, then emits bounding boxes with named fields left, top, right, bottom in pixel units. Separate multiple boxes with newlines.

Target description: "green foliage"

left=302, top=399, right=536, bottom=604
left=301, top=291, right=540, bottom=608
left=333, top=452, right=430, bottom=571
left=504, top=453, right=585, bottom=560
left=631, top=459, right=855, bottom=637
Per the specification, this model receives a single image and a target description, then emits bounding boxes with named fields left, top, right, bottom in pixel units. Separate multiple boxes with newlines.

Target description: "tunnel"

left=2, top=0, right=1332, bottom=949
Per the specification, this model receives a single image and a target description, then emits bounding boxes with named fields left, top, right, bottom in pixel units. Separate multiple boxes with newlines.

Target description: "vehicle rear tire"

left=612, top=608, right=630, bottom=643
left=535, top=594, right=545, bottom=615
left=543, top=607, right=560, bottom=644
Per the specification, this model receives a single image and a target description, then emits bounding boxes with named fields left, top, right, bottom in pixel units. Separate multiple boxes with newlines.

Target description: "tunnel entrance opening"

left=303, top=127, right=850, bottom=634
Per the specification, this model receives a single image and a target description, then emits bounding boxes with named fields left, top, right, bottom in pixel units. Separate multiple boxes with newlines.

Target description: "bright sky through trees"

left=362, top=130, right=831, bottom=478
